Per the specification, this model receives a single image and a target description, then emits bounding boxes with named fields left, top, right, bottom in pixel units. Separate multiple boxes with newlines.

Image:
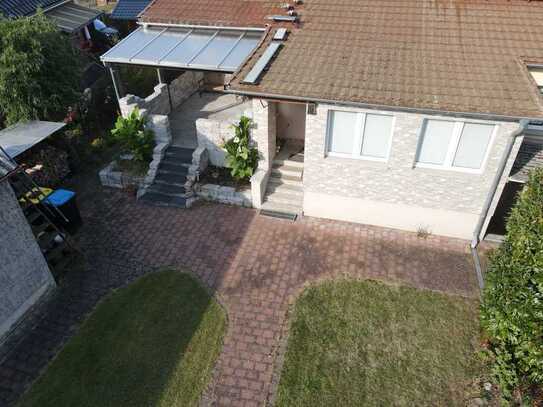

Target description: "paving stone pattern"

left=0, top=185, right=481, bottom=407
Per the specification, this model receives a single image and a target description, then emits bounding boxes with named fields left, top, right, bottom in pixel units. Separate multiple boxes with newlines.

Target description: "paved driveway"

left=0, top=184, right=480, bottom=407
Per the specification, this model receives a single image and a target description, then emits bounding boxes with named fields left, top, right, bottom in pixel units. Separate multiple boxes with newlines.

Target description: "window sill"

left=323, top=154, right=390, bottom=168
left=412, top=164, right=484, bottom=176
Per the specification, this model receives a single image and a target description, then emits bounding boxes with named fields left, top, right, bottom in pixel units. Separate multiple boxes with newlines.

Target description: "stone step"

left=139, top=192, right=187, bottom=208
left=268, top=174, right=303, bottom=186
left=265, top=182, right=303, bottom=196
left=265, top=190, right=303, bottom=206
left=154, top=172, right=187, bottom=186
left=272, top=159, right=304, bottom=169
left=164, top=147, right=194, bottom=162
left=158, top=162, right=190, bottom=174
left=261, top=200, right=302, bottom=215
left=162, top=156, right=192, bottom=167
left=271, top=165, right=303, bottom=178
left=146, top=183, right=189, bottom=197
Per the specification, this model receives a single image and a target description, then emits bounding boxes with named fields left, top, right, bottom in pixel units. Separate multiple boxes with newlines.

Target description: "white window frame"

left=325, top=110, right=395, bottom=162
left=414, top=119, right=497, bottom=174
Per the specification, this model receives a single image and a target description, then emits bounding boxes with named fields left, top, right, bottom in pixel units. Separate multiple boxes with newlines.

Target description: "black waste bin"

left=44, top=189, right=82, bottom=234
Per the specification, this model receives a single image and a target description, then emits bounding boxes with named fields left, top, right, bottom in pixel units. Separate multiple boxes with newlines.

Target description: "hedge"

left=481, top=168, right=543, bottom=401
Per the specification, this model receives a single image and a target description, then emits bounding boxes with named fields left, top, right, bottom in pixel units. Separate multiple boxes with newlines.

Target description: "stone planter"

left=99, top=159, right=145, bottom=190
left=195, top=183, right=252, bottom=207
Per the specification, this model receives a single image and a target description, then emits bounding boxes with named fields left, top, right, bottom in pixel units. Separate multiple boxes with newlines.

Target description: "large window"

left=327, top=110, right=394, bottom=161
left=415, top=119, right=495, bottom=171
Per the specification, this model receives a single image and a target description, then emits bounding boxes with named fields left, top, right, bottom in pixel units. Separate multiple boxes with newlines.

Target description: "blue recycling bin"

left=44, top=189, right=82, bottom=234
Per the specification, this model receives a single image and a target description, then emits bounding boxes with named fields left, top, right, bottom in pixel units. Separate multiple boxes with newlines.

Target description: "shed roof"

left=0, top=121, right=66, bottom=159
left=0, top=0, right=61, bottom=17
left=111, top=0, right=151, bottom=20
left=44, top=2, right=102, bottom=33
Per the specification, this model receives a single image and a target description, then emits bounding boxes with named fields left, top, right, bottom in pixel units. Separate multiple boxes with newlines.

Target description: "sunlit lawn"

left=277, top=280, right=483, bottom=406
left=19, top=271, right=226, bottom=407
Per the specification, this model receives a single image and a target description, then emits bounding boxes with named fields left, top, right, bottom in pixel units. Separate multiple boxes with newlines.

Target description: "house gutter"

left=137, top=22, right=266, bottom=32
left=470, top=119, right=529, bottom=291
left=225, top=88, right=535, bottom=122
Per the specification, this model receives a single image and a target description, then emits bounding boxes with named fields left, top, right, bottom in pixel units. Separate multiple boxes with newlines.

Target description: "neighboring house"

left=110, top=0, right=151, bottom=22
left=0, top=142, right=55, bottom=344
left=0, top=0, right=105, bottom=50
left=101, top=0, right=543, bottom=241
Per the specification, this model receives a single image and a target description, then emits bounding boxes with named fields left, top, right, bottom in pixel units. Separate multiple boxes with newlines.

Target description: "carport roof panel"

left=100, top=26, right=262, bottom=72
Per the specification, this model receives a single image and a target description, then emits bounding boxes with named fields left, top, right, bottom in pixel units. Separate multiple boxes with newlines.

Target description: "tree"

left=481, top=168, right=543, bottom=402
left=0, top=12, right=82, bottom=125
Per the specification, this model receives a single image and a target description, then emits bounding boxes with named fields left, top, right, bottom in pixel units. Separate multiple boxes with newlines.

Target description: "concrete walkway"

left=0, top=184, right=480, bottom=407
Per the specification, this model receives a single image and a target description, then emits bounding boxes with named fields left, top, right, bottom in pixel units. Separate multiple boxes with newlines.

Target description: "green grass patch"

left=19, top=271, right=226, bottom=407
left=277, top=280, right=483, bottom=406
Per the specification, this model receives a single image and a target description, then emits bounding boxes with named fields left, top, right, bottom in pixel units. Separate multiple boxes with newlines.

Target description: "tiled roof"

left=111, top=0, right=151, bottom=20
left=510, top=139, right=543, bottom=182
left=140, top=0, right=281, bottom=28
left=0, top=0, right=63, bottom=17
left=142, top=0, right=543, bottom=118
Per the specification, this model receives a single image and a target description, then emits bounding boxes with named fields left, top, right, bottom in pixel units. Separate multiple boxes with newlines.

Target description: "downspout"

left=470, top=119, right=529, bottom=291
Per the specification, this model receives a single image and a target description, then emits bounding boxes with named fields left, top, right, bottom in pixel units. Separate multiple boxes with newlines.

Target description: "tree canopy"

left=0, top=13, right=82, bottom=126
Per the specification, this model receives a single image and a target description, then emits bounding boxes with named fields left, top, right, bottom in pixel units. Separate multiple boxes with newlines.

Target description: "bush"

left=110, top=108, right=155, bottom=163
left=0, top=13, right=81, bottom=125
left=481, top=168, right=543, bottom=402
left=224, top=116, right=259, bottom=181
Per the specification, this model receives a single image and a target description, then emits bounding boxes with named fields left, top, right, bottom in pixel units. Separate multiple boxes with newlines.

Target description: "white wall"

left=277, top=103, right=306, bottom=141
left=302, top=103, right=522, bottom=239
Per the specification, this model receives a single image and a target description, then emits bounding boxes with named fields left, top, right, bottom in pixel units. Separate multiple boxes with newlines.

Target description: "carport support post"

left=108, top=64, right=124, bottom=103
left=156, top=68, right=164, bottom=84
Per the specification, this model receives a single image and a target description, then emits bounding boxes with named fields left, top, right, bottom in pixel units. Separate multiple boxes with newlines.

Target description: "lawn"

left=18, top=271, right=226, bottom=407
left=277, top=280, right=483, bottom=406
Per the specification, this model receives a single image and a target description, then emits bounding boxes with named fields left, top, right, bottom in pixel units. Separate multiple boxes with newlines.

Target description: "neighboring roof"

left=228, top=0, right=543, bottom=119
left=101, top=26, right=262, bottom=72
left=0, top=0, right=61, bottom=17
left=510, top=139, right=543, bottom=182
left=111, top=0, right=151, bottom=20
left=140, top=0, right=282, bottom=28
left=0, top=121, right=66, bottom=159
left=44, top=2, right=102, bottom=33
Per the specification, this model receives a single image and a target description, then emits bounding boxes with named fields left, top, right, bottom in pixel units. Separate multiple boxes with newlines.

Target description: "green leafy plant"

left=481, top=168, right=543, bottom=403
left=0, top=13, right=82, bottom=125
left=223, top=116, right=259, bottom=181
left=110, top=108, right=155, bottom=163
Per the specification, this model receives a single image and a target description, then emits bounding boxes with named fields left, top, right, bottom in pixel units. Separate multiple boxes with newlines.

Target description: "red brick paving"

left=0, top=187, right=480, bottom=406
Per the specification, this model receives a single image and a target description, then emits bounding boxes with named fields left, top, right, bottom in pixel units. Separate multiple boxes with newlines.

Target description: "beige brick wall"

left=301, top=103, right=522, bottom=238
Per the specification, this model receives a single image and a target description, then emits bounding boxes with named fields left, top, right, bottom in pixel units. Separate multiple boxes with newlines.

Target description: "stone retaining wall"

left=195, top=183, right=252, bottom=207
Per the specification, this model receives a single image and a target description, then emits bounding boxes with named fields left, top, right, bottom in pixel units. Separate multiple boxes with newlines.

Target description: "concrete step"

left=164, top=147, right=194, bottom=162
left=146, top=183, right=189, bottom=197
left=162, top=156, right=192, bottom=167
left=265, top=182, right=303, bottom=196
left=271, top=165, right=303, bottom=178
left=139, top=192, right=187, bottom=208
left=264, top=190, right=303, bottom=207
left=268, top=174, right=303, bottom=186
left=158, top=162, right=190, bottom=174
left=154, top=172, right=187, bottom=186
left=272, top=158, right=304, bottom=168
left=261, top=200, right=302, bottom=215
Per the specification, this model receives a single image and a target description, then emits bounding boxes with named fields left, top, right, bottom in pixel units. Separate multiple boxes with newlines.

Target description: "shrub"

left=110, top=108, right=155, bottom=163
left=0, top=13, right=81, bottom=125
left=481, top=168, right=543, bottom=402
left=224, top=116, right=259, bottom=181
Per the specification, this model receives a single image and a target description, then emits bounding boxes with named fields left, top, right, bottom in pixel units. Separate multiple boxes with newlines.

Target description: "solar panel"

left=242, top=42, right=282, bottom=84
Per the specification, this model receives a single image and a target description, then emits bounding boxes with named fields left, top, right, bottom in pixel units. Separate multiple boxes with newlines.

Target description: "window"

left=416, top=119, right=495, bottom=171
left=327, top=111, right=394, bottom=160
left=528, top=67, right=543, bottom=94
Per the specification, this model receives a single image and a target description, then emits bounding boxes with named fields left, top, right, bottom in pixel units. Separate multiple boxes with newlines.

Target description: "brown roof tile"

left=143, top=0, right=543, bottom=118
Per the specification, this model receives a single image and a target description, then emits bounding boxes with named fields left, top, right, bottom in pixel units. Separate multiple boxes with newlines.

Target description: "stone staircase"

left=139, top=146, right=194, bottom=207
left=261, top=152, right=304, bottom=218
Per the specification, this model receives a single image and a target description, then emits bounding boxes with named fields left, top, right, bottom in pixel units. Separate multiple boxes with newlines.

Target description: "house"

left=0, top=0, right=106, bottom=51
left=110, top=0, right=152, bottom=23
left=100, top=0, right=543, bottom=241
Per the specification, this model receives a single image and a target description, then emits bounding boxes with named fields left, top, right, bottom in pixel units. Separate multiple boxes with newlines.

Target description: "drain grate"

left=259, top=209, right=298, bottom=221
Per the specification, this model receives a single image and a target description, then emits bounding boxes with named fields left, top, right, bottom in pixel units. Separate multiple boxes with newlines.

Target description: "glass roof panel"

left=132, top=28, right=191, bottom=64
left=160, top=30, right=214, bottom=67
left=191, top=31, right=241, bottom=68
left=220, top=32, right=261, bottom=70
left=101, top=28, right=160, bottom=62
